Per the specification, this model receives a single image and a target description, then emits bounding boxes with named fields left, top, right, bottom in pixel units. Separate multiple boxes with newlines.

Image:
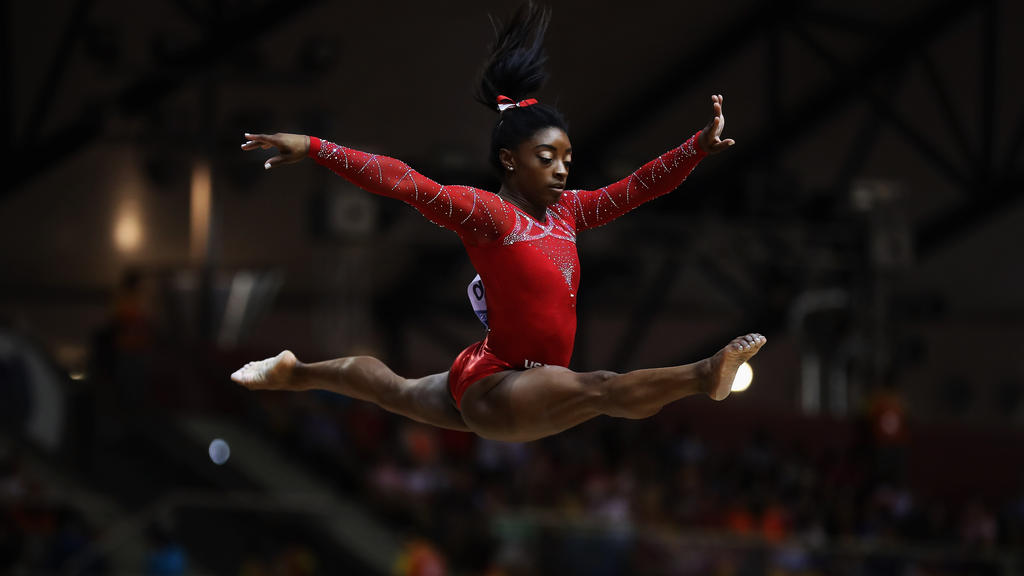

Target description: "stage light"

left=114, top=200, right=143, bottom=253
left=208, top=438, right=231, bottom=465
left=191, top=160, right=211, bottom=262
left=731, top=362, right=753, bottom=392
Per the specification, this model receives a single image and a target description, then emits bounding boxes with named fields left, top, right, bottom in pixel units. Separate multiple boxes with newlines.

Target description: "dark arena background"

left=3, top=0, right=1024, bottom=574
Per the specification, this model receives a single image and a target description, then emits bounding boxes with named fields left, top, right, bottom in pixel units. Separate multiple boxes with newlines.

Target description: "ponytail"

left=476, top=2, right=568, bottom=174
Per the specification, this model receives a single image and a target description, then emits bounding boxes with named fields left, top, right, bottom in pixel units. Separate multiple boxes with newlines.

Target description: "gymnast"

left=232, top=2, right=765, bottom=442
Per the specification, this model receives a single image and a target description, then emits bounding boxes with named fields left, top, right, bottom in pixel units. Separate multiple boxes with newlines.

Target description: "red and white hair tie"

left=497, top=95, right=539, bottom=112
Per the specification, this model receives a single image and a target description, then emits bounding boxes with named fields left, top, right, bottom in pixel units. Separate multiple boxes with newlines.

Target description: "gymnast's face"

left=501, top=126, right=573, bottom=208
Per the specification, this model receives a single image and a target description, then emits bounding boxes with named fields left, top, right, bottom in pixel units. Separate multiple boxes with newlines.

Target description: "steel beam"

left=22, top=0, right=95, bottom=145
left=579, top=0, right=806, bottom=170
left=656, top=0, right=982, bottom=213
left=8, top=0, right=324, bottom=194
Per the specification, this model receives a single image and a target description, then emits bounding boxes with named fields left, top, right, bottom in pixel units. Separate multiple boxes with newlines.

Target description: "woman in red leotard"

left=232, top=3, right=765, bottom=442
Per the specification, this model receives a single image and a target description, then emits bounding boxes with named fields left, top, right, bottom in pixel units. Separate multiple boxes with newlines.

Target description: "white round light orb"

left=208, top=438, right=231, bottom=465
left=731, top=362, right=753, bottom=393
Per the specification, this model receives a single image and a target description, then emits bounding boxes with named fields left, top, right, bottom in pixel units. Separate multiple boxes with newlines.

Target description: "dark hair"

left=476, top=2, right=568, bottom=174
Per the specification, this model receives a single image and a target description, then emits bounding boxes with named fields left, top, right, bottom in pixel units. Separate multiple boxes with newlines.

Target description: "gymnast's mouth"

left=549, top=183, right=565, bottom=190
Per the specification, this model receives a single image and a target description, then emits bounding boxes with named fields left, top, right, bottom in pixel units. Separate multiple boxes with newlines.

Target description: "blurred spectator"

left=145, top=519, right=188, bottom=576
left=276, top=544, right=318, bottom=576
left=760, top=496, right=789, bottom=543
left=394, top=536, right=447, bottom=576
left=867, top=379, right=909, bottom=484
left=0, top=448, right=107, bottom=575
left=239, top=542, right=318, bottom=576
left=961, top=499, right=998, bottom=550
left=91, top=267, right=157, bottom=444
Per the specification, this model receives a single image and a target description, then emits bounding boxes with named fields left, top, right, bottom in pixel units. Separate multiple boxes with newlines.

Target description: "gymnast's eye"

left=538, top=156, right=553, bottom=165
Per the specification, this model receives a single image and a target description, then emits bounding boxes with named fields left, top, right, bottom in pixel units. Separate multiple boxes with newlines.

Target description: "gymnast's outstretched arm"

left=563, top=94, right=734, bottom=231
left=241, top=132, right=515, bottom=243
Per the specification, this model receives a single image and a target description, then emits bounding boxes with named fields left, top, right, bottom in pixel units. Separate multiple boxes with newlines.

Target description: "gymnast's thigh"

left=459, top=365, right=610, bottom=442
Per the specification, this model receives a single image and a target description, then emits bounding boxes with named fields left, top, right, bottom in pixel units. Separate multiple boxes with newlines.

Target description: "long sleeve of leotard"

left=308, top=137, right=512, bottom=242
left=560, top=131, right=707, bottom=231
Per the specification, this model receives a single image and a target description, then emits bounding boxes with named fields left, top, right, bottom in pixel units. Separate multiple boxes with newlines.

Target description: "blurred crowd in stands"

left=251, top=387, right=1024, bottom=576
left=5, top=329, right=1024, bottom=576
left=2, top=266, right=1022, bottom=574
left=0, top=441, right=108, bottom=575
left=0, top=437, right=324, bottom=575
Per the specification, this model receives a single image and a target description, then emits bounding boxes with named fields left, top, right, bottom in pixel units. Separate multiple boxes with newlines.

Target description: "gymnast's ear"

left=498, top=148, right=516, bottom=172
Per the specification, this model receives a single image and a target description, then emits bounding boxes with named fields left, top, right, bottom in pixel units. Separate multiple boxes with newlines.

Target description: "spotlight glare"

left=208, top=438, right=231, bottom=465
left=731, top=362, right=753, bottom=392
left=114, top=203, right=143, bottom=253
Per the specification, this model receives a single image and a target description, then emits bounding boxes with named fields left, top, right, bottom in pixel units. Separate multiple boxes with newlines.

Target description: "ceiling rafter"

left=8, top=0, right=324, bottom=194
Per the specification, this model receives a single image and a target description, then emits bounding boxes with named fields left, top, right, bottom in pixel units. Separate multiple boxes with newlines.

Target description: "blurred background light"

left=190, top=160, right=211, bottom=263
left=731, top=362, right=753, bottom=393
left=113, top=199, right=143, bottom=253
left=208, top=438, right=230, bottom=465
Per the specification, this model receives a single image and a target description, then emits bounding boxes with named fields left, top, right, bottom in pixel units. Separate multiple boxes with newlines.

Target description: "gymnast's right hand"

left=241, top=132, right=310, bottom=170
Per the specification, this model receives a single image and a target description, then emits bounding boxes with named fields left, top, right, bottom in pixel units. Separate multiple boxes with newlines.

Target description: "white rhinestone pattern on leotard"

left=315, top=133, right=704, bottom=292
left=501, top=207, right=578, bottom=288
left=317, top=141, right=512, bottom=240
left=560, top=135, right=701, bottom=232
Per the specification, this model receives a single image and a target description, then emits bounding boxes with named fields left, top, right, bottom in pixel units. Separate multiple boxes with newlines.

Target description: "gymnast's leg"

left=459, top=333, right=766, bottom=442
left=231, top=352, right=470, bottom=432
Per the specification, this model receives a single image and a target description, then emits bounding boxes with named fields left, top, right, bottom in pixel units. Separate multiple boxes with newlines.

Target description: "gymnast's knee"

left=582, top=370, right=621, bottom=411
left=582, top=370, right=618, bottom=389
left=588, top=370, right=661, bottom=419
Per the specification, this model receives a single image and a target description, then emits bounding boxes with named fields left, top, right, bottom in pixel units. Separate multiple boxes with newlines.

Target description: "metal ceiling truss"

left=7, top=0, right=324, bottom=194
left=582, top=0, right=1017, bottom=372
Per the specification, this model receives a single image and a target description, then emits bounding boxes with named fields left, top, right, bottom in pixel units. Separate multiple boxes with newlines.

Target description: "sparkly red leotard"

left=309, top=132, right=706, bottom=407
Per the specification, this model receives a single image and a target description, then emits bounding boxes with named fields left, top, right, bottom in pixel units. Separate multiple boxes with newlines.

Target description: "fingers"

left=242, top=132, right=287, bottom=170
left=241, top=132, right=276, bottom=152
left=703, top=94, right=733, bottom=154
left=709, top=139, right=735, bottom=153
left=263, top=155, right=285, bottom=170
left=708, top=94, right=725, bottom=136
left=710, top=115, right=724, bottom=140
left=240, top=140, right=271, bottom=151
left=242, top=132, right=282, bottom=150
left=242, top=132, right=267, bottom=145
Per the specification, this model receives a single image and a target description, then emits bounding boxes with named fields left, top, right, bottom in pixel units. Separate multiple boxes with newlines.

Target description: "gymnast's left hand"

left=241, top=132, right=310, bottom=170
left=697, top=94, right=735, bottom=155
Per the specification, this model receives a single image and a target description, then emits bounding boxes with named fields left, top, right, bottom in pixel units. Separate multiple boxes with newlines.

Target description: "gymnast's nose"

left=554, top=160, right=568, bottom=179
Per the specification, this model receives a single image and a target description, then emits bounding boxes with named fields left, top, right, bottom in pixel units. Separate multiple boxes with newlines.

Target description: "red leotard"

left=308, top=133, right=707, bottom=407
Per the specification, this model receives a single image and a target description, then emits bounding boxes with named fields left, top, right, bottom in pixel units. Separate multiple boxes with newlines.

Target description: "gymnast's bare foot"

left=703, top=333, right=766, bottom=401
left=231, top=350, right=299, bottom=391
